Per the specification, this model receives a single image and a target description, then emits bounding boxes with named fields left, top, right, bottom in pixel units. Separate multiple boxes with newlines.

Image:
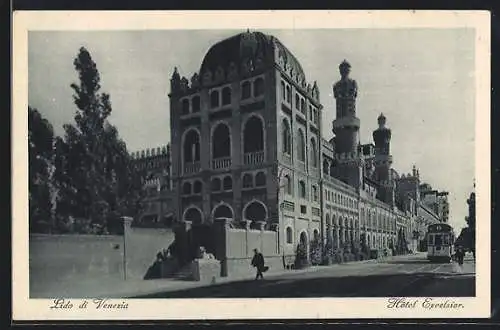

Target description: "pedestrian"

left=455, top=246, right=465, bottom=266
left=251, top=248, right=268, bottom=280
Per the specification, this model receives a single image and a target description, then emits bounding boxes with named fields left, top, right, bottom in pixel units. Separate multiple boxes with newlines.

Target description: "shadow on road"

left=385, top=259, right=452, bottom=265
left=132, top=271, right=475, bottom=299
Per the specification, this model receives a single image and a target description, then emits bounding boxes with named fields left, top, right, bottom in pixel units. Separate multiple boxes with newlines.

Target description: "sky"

left=28, top=29, right=476, bottom=232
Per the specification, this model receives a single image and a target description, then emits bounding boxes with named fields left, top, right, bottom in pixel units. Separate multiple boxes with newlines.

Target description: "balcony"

left=184, top=161, right=200, bottom=174
left=244, top=151, right=264, bottom=165
left=212, top=157, right=231, bottom=170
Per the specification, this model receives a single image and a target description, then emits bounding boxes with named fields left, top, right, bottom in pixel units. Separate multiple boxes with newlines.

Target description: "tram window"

left=428, top=235, right=433, bottom=245
left=435, top=235, right=443, bottom=246
left=443, top=235, right=450, bottom=245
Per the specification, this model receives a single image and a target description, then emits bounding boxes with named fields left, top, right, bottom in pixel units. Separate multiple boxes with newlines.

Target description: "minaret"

left=332, top=60, right=363, bottom=189
left=373, top=113, right=395, bottom=206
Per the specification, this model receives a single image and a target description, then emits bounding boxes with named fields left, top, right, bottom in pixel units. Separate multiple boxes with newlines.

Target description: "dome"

left=199, top=30, right=305, bottom=80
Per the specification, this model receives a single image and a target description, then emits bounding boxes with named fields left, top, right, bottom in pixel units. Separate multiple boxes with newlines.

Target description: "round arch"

left=281, top=118, right=292, bottom=155
left=211, top=121, right=232, bottom=159
left=242, top=114, right=265, bottom=154
left=299, top=231, right=308, bottom=246
left=182, top=205, right=203, bottom=225
left=181, top=127, right=201, bottom=163
left=242, top=199, right=268, bottom=222
left=211, top=202, right=234, bottom=220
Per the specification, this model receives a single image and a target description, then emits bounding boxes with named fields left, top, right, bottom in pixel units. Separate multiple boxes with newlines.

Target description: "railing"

left=283, top=200, right=295, bottom=211
left=244, top=151, right=264, bottom=165
left=184, top=161, right=200, bottom=174
left=212, top=157, right=231, bottom=170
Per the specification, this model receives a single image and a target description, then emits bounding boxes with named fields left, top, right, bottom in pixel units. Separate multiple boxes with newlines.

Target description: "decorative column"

left=121, top=216, right=133, bottom=280
left=214, top=217, right=232, bottom=277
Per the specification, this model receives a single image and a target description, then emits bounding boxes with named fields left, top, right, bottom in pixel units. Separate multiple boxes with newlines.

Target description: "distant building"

left=166, top=30, right=445, bottom=255
left=130, top=144, right=174, bottom=227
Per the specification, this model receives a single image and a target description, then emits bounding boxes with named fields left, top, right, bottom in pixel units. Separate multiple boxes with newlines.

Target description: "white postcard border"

left=12, top=10, right=491, bottom=320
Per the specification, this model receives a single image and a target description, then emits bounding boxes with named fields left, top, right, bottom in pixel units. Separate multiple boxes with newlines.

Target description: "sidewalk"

left=32, top=252, right=416, bottom=299
left=114, top=252, right=413, bottom=298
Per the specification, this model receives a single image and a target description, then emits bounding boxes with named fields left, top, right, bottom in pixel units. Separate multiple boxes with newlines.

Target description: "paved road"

left=135, top=253, right=475, bottom=298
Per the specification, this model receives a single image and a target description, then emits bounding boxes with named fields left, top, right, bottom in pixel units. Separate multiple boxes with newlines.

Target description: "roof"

left=199, top=30, right=305, bottom=80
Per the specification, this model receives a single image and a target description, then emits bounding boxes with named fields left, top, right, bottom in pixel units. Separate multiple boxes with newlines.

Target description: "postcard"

left=13, top=10, right=491, bottom=320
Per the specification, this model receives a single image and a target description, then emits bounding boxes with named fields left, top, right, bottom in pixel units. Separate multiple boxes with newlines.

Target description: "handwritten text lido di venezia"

left=50, top=298, right=129, bottom=310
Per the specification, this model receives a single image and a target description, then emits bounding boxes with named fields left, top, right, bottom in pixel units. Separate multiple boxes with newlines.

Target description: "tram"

left=427, top=223, right=455, bottom=262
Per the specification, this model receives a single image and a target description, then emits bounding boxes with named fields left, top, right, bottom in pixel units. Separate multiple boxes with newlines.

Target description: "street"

left=135, top=253, right=475, bottom=298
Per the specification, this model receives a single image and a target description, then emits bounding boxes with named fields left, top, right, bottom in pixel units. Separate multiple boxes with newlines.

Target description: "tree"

left=28, top=107, right=55, bottom=233
left=53, top=46, right=144, bottom=234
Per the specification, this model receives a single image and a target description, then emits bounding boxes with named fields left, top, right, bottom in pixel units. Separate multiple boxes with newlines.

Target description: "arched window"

left=182, top=182, right=192, bottom=195
left=212, top=123, right=231, bottom=159
left=282, top=119, right=291, bottom=154
left=192, top=96, right=200, bottom=113
left=301, top=98, right=306, bottom=114
left=222, top=87, right=231, bottom=105
left=313, top=229, right=319, bottom=241
left=223, top=176, right=232, bottom=191
left=295, top=94, right=300, bottom=110
left=241, top=81, right=251, bottom=100
left=213, top=204, right=233, bottom=219
left=193, top=181, right=202, bottom=194
left=310, top=138, right=317, bottom=168
left=286, top=227, right=293, bottom=244
left=244, top=201, right=267, bottom=222
left=299, top=180, right=306, bottom=199
left=210, top=90, right=219, bottom=108
left=255, top=172, right=266, bottom=187
left=211, top=177, right=221, bottom=192
left=181, top=99, right=190, bottom=115
left=322, top=160, right=328, bottom=175
left=183, top=130, right=200, bottom=162
left=309, top=105, right=313, bottom=120
left=243, top=116, right=264, bottom=153
left=286, top=86, right=291, bottom=104
left=300, top=231, right=308, bottom=246
left=312, top=185, right=318, bottom=202
left=284, top=175, right=292, bottom=195
left=253, top=77, right=264, bottom=97
left=184, top=207, right=202, bottom=224
left=243, top=173, right=253, bottom=188
left=280, top=81, right=286, bottom=100
left=297, top=129, right=306, bottom=162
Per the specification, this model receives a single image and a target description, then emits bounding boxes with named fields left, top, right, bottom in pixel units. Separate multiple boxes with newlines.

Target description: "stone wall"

left=214, top=218, right=282, bottom=277
left=124, top=220, right=176, bottom=279
left=29, top=217, right=176, bottom=297
left=29, top=234, right=125, bottom=290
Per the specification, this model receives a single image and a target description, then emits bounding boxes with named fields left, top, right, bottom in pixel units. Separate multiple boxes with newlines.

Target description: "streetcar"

left=427, top=223, right=455, bottom=262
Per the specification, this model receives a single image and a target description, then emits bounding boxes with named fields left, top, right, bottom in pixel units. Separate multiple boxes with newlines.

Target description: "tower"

left=373, top=113, right=395, bottom=206
left=332, top=60, right=363, bottom=189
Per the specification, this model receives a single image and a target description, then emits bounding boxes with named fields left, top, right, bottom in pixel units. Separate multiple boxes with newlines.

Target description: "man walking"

left=251, top=248, right=267, bottom=280
left=455, top=245, right=465, bottom=266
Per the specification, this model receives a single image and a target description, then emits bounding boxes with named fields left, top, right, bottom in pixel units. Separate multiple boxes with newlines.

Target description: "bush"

left=294, top=242, right=309, bottom=269
left=309, top=239, right=323, bottom=266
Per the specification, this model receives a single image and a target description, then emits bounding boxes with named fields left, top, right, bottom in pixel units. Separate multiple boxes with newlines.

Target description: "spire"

left=339, top=59, right=351, bottom=79
left=172, top=67, right=180, bottom=80
left=377, top=113, right=387, bottom=128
